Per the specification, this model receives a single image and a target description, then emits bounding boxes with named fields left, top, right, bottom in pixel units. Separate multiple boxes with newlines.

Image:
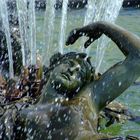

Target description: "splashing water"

left=95, top=0, right=123, bottom=74
left=82, top=0, right=123, bottom=74
left=16, top=0, right=37, bottom=66
left=43, top=0, right=56, bottom=65
left=1, top=1, right=139, bottom=139
left=16, top=0, right=29, bottom=66
left=81, top=0, right=96, bottom=52
left=28, top=0, right=36, bottom=65
left=83, top=0, right=96, bottom=26
left=1, top=0, right=123, bottom=76
left=59, top=0, right=69, bottom=54
left=0, top=0, right=14, bottom=78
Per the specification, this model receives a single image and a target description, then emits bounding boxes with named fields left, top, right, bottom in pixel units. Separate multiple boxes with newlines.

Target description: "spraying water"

left=0, top=0, right=123, bottom=74
left=82, top=0, right=108, bottom=52
left=95, top=0, right=123, bottom=74
left=28, top=0, right=36, bottom=65
left=59, top=0, right=69, bottom=54
left=81, top=0, right=97, bottom=52
left=0, top=0, right=14, bottom=78
left=43, top=0, right=56, bottom=65
left=83, top=0, right=123, bottom=74
left=16, top=0, right=37, bottom=66
left=0, top=0, right=134, bottom=139
left=16, top=0, right=29, bottom=66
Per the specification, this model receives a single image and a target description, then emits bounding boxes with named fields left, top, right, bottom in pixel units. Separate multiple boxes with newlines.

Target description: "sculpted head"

left=46, top=52, right=95, bottom=98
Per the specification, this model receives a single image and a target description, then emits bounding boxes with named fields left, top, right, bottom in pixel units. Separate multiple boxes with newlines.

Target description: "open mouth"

left=61, top=73, right=71, bottom=81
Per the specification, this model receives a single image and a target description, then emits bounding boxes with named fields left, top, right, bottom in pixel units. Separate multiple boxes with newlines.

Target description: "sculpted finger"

left=65, top=28, right=81, bottom=45
left=84, top=38, right=94, bottom=48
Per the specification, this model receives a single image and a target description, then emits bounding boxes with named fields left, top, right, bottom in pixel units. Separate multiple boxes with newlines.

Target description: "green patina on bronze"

left=0, top=21, right=140, bottom=140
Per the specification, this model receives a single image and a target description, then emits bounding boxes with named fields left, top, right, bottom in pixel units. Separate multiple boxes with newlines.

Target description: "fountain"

left=16, top=0, right=37, bottom=66
left=81, top=0, right=123, bottom=74
left=0, top=0, right=124, bottom=80
left=0, top=0, right=124, bottom=83
left=16, top=0, right=29, bottom=66
left=43, top=0, right=56, bottom=65
left=0, top=0, right=14, bottom=78
left=28, top=0, right=37, bottom=65
left=0, top=0, right=126, bottom=138
left=94, top=0, right=123, bottom=74
left=59, top=0, right=69, bottom=54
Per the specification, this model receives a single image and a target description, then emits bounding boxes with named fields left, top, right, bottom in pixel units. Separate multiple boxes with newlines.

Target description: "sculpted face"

left=49, top=58, right=92, bottom=97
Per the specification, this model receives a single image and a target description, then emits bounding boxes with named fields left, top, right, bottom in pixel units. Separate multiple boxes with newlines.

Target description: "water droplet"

left=102, top=82, right=105, bottom=86
left=55, top=98, right=58, bottom=102
left=81, top=121, right=84, bottom=125
left=119, top=82, right=122, bottom=87
left=73, top=29, right=76, bottom=34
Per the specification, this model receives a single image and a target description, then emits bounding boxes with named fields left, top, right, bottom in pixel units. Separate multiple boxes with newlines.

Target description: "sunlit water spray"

left=28, top=0, right=36, bottom=65
left=59, top=0, right=69, bottom=54
left=0, top=0, right=14, bottom=78
left=16, top=0, right=29, bottom=66
left=0, top=0, right=123, bottom=78
left=95, top=0, right=123, bottom=74
left=43, top=0, right=56, bottom=65
left=81, top=0, right=96, bottom=52
left=16, top=0, right=37, bottom=66
left=81, top=0, right=104, bottom=52
left=83, top=0, right=123, bottom=74
left=0, top=0, right=139, bottom=139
